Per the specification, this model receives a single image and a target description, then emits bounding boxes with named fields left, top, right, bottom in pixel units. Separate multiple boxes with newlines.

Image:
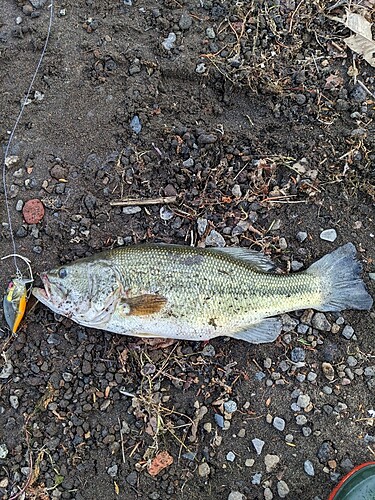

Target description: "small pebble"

left=296, top=231, right=307, bottom=242
left=23, top=199, right=45, bottom=224
left=297, top=394, right=311, bottom=409
left=342, top=325, right=354, bottom=340
left=162, top=32, right=176, bottom=50
left=196, top=63, right=207, bottom=74
left=302, top=426, right=312, bottom=437
left=214, top=414, right=224, bottom=428
left=264, top=454, right=280, bottom=472
left=122, top=206, right=141, bottom=215
left=304, top=460, right=315, bottom=476
left=198, top=462, right=210, bottom=477
left=277, top=480, right=290, bottom=498
left=10, top=395, right=19, bottom=409
left=227, top=492, right=245, bottom=500
left=130, top=115, right=142, bottom=134
left=202, top=344, right=215, bottom=357
left=273, top=417, right=285, bottom=431
left=224, top=400, right=237, bottom=414
left=347, top=356, right=357, bottom=367
left=264, top=357, right=272, bottom=369
left=0, top=444, right=9, bottom=459
left=205, top=229, right=225, bottom=247
left=264, top=487, right=273, bottom=500
left=296, top=415, right=308, bottom=426
left=226, top=451, right=235, bottom=462
left=291, top=347, right=305, bottom=363
left=320, top=229, right=337, bottom=242
left=307, top=372, right=317, bottom=382
left=252, top=472, right=262, bottom=485
left=285, top=434, right=294, bottom=443
left=160, top=206, right=174, bottom=221
left=312, top=313, right=331, bottom=332
left=206, top=27, right=216, bottom=39
left=107, top=464, right=118, bottom=477
left=252, top=438, right=265, bottom=455
left=322, top=362, right=335, bottom=381
left=245, top=458, right=255, bottom=467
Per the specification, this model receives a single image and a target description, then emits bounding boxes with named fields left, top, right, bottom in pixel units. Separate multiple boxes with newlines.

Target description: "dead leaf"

left=336, top=11, right=375, bottom=67
left=141, top=338, right=177, bottom=350
left=325, top=73, right=344, bottom=89
left=147, top=451, right=173, bottom=476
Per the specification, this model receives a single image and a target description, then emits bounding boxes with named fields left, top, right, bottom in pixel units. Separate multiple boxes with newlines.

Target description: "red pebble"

left=22, top=199, right=45, bottom=224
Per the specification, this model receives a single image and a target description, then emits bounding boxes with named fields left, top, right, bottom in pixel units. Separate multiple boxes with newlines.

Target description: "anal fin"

left=230, top=317, right=282, bottom=344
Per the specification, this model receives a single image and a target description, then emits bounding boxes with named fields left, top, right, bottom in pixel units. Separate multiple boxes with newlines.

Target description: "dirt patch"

left=0, top=1, right=374, bottom=499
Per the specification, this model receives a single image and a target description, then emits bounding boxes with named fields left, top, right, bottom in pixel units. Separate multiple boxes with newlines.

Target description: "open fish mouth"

left=33, top=273, right=52, bottom=301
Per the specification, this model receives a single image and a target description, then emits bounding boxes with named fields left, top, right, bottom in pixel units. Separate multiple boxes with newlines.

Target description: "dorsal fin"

left=209, top=247, right=276, bottom=272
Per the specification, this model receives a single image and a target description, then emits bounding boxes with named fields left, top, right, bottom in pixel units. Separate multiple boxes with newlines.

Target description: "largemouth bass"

left=32, top=243, right=373, bottom=343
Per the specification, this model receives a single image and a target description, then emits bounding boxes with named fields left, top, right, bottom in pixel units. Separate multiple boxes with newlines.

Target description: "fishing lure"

left=2, top=255, right=33, bottom=334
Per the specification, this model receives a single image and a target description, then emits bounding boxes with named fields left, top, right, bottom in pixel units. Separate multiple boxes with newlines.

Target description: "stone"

left=273, top=417, right=285, bottom=431
left=198, top=462, right=210, bottom=477
left=304, top=460, right=315, bottom=476
left=264, top=487, right=273, bottom=500
left=126, top=471, right=137, bottom=486
left=322, top=362, right=335, bottom=381
left=277, top=480, right=290, bottom=498
left=296, top=414, right=307, bottom=426
left=123, top=206, right=141, bottom=215
left=297, top=394, right=311, bottom=409
left=317, top=441, right=336, bottom=464
left=291, top=347, right=305, bottom=363
left=252, top=472, right=262, bottom=485
left=312, top=313, right=331, bottom=331
left=130, top=115, right=142, bottom=134
left=107, top=464, right=118, bottom=477
left=205, top=229, right=225, bottom=247
left=227, top=492, right=245, bottom=500
left=226, top=451, right=235, bottom=462
left=0, top=444, right=9, bottom=459
left=252, top=438, right=265, bottom=455
left=224, top=401, right=237, bottom=413
left=264, top=454, right=280, bottom=472
left=214, top=414, right=224, bottom=428
left=296, top=231, right=307, bottom=242
left=0, top=360, right=13, bottom=379
left=197, top=133, right=217, bottom=145
left=342, top=325, right=355, bottom=340
left=320, top=229, right=337, bottom=242
left=162, top=33, right=176, bottom=50
left=245, top=458, right=255, bottom=467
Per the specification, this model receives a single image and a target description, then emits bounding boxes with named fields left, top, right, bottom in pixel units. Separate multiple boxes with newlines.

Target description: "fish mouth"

left=32, top=273, right=51, bottom=300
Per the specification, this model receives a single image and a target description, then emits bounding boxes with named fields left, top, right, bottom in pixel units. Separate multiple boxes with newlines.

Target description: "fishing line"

left=2, top=0, right=54, bottom=278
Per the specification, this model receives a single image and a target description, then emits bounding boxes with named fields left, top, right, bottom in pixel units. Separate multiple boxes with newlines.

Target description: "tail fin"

left=307, top=243, right=373, bottom=312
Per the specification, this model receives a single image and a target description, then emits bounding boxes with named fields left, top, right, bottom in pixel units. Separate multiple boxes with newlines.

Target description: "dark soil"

left=0, top=1, right=374, bottom=499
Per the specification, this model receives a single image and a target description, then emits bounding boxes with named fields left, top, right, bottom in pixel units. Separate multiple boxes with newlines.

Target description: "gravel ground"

left=0, top=1, right=374, bottom=499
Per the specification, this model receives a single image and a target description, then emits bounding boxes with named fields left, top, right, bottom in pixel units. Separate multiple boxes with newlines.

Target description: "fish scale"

left=32, top=243, right=373, bottom=343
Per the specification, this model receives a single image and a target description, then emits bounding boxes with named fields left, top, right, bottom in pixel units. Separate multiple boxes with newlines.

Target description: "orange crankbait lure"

left=2, top=254, right=33, bottom=334
left=3, top=279, right=28, bottom=333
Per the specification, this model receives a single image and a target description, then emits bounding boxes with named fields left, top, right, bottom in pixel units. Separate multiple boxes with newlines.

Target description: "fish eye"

left=59, top=268, right=67, bottom=279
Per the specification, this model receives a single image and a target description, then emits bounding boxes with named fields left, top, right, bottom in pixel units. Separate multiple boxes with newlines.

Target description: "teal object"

left=331, top=463, right=375, bottom=500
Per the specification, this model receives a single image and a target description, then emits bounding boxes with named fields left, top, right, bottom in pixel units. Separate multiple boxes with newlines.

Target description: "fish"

left=31, top=243, right=373, bottom=344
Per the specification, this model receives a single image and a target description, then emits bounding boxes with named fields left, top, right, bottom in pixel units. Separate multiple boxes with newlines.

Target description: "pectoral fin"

left=119, top=294, right=167, bottom=316
left=230, top=317, right=282, bottom=344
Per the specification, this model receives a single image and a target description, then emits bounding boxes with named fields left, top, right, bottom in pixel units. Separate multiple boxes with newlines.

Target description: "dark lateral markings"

left=208, top=318, right=217, bottom=328
left=218, top=268, right=231, bottom=275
